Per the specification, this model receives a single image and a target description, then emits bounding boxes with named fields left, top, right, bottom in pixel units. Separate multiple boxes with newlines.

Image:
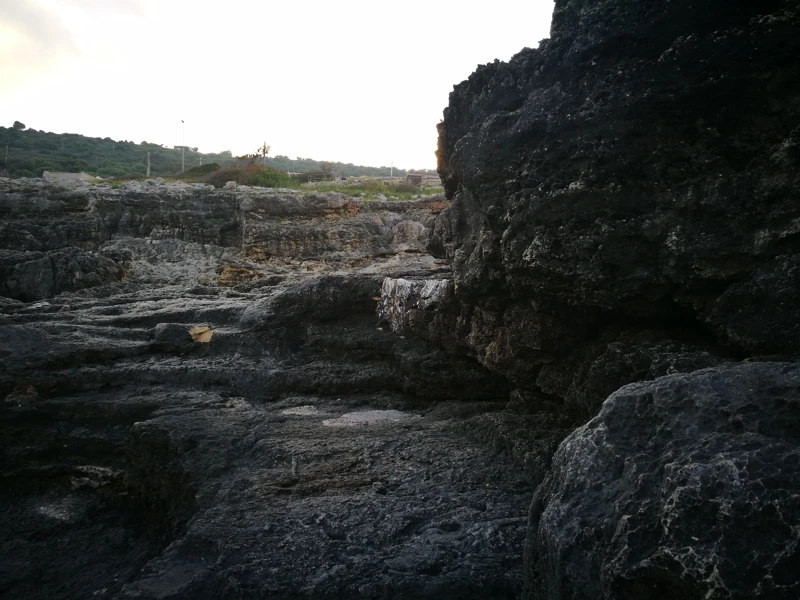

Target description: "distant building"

left=406, top=173, right=423, bottom=186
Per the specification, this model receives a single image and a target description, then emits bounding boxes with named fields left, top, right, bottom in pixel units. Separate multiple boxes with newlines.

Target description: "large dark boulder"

left=431, top=0, right=800, bottom=408
left=527, top=362, right=800, bottom=600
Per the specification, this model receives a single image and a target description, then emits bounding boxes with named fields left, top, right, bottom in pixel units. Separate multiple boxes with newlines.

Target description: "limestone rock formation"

left=0, top=178, right=530, bottom=599
left=0, top=178, right=447, bottom=300
left=423, top=0, right=800, bottom=598
left=528, top=363, right=800, bottom=600
left=432, top=0, right=800, bottom=414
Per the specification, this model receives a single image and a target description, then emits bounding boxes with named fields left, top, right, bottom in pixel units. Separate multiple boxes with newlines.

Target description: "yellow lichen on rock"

left=188, top=326, right=214, bottom=343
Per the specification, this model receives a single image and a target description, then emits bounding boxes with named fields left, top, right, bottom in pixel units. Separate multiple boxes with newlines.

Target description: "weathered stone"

left=527, top=363, right=800, bottom=600
left=420, top=1, right=800, bottom=598
left=377, top=278, right=453, bottom=334
left=4, top=384, right=38, bottom=405
left=0, top=248, right=126, bottom=301
left=431, top=0, right=800, bottom=380
left=0, top=179, right=445, bottom=300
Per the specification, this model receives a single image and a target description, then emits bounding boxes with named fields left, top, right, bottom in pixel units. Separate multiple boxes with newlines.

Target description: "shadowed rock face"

left=0, top=264, right=533, bottom=598
left=431, top=0, right=800, bottom=412
left=421, top=0, right=800, bottom=598
left=550, top=0, right=786, bottom=58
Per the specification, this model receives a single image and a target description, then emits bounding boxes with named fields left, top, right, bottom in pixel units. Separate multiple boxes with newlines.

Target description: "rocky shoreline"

left=2, top=0, right=800, bottom=598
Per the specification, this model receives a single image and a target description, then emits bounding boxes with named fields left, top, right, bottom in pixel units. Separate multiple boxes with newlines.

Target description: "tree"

left=319, top=161, right=335, bottom=179
left=12, top=121, right=26, bottom=130
left=234, top=153, right=259, bottom=167
left=257, top=142, right=271, bottom=165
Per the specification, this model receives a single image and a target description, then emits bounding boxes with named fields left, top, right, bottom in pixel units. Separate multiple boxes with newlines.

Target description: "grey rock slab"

left=322, top=409, right=418, bottom=427
left=0, top=264, right=529, bottom=599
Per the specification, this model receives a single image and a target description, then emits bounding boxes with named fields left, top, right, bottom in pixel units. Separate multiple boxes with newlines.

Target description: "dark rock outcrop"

left=431, top=0, right=800, bottom=416
left=418, top=0, right=800, bottom=598
left=0, top=269, right=528, bottom=599
left=0, top=180, right=528, bottom=599
left=527, top=362, right=800, bottom=600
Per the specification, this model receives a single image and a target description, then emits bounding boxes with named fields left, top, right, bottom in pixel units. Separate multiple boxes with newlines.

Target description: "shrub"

left=183, top=163, right=220, bottom=178
left=247, top=166, right=292, bottom=188
left=393, top=182, right=417, bottom=194
left=203, top=165, right=294, bottom=189
left=203, top=167, right=244, bottom=188
left=360, top=178, right=388, bottom=193
left=97, top=164, right=128, bottom=178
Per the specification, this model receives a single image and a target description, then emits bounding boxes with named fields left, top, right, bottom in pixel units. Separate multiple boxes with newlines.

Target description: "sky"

left=0, top=0, right=554, bottom=169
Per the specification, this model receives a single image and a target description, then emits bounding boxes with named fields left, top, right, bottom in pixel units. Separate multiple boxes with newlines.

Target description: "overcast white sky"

left=0, top=0, right=554, bottom=169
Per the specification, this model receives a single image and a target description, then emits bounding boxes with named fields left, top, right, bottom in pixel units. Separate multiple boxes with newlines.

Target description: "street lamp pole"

left=181, top=120, right=185, bottom=173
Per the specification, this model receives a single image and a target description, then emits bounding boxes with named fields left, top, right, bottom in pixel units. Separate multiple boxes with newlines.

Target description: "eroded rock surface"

left=415, top=0, right=800, bottom=598
left=527, top=363, right=800, bottom=600
left=0, top=274, right=532, bottom=598
left=0, top=179, right=533, bottom=599
left=0, top=178, right=447, bottom=300
left=431, top=0, right=800, bottom=414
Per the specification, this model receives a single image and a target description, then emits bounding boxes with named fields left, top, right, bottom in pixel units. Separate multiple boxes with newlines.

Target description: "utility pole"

left=3, top=145, right=8, bottom=177
left=146, top=152, right=150, bottom=177
left=390, top=161, right=393, bottom=178
left=181, top=120, right=185, bottom=174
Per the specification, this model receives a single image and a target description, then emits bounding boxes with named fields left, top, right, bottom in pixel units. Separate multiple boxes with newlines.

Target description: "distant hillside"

left=0, top=126, right=437, bottom=179
left=0, top=127, right=233, bottom=178
left=262, top=155, right=436, bottom=178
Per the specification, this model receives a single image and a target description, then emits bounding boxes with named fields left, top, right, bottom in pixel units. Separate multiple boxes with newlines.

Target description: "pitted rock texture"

left=0, top=264, right=530, bottom=599
left=0, top=178, right=447, bottom=300
left=1, top=179, right=535, bottom=600
left=378, top=278, right=454, bottom=334
left=420, top=1, right=800, bottom=598
left=431, top=0, right=800, bottom=416
left=527, top=363, right=800, bottom=600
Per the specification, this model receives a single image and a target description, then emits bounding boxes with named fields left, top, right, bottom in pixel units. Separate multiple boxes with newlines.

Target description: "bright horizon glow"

left=0, top=0, right=554, bottom=170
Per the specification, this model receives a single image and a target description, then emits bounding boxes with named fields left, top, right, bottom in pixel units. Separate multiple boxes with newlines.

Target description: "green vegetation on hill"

left=302, top=179, right=442, bottom=202
left=263, top=156, right=436, bottom=178
left=0, top=127, right=233, bottom=178
left=0, top=126, right=438, bottom=179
